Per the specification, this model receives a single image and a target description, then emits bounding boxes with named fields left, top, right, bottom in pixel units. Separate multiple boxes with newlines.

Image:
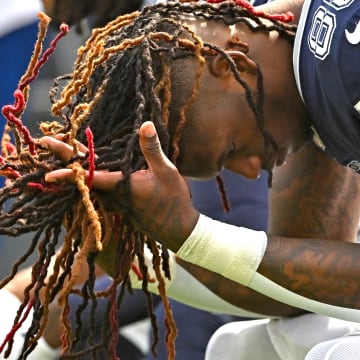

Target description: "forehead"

left=178, top=11, right=278, bottom=47
left=179, top=15, right=233, bottom=47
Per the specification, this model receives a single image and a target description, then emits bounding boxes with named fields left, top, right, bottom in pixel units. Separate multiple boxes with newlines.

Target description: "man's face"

left=172, top=59, right=267, bottom=180
left=167, top=16, right=311, bottom=180
left=166, top=19, right=268, bottom=180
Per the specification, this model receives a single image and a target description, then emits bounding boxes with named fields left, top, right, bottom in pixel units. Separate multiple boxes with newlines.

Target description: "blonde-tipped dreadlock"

left=0, top=1, right=296, bottom=359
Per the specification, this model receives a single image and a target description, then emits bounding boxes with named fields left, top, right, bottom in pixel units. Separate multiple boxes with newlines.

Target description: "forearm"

left=127, top=243, right=273, bottom=318
left=132, top=243, right=358, bottom=319
left=176, top=215, right=360, bottom=318
left=176, top=257, right=305, bottom=317
left=175, top=144, right=360, bottom=317
left=126, top=218, right=360, bottom=318
left=258, top=235, right=360, bottom=309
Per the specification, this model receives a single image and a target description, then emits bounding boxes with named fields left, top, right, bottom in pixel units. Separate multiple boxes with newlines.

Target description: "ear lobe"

left=228, top=50, right=259, bottom=75
left=209, top=51, right=258, bottom=78
left=209, top=54, right=230, bottom=77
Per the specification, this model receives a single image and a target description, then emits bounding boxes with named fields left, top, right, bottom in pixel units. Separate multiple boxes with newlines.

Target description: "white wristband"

left=176, top=214, right=267, bottom=286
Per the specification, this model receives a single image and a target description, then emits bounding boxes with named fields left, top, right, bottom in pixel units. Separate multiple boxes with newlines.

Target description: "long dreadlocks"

left=0, top=1, right=296, bottom=359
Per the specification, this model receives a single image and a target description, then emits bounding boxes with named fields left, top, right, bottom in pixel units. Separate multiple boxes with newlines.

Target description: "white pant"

left=205, top=314, right=360, bottom=360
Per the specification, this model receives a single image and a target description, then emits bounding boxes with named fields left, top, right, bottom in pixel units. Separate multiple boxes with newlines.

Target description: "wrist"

left=176, top=214, right=267, bottom=286
left=166, top=209, right=200, bottom=252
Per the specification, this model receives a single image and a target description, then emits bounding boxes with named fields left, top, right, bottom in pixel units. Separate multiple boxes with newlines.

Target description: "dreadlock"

left=0, top=1, right=296, bottom=359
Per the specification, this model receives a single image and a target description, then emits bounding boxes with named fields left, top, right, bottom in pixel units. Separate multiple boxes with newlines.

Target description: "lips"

left=223, top=149, right=262, bottom=179
left=222, top=142, right=288, bottom=177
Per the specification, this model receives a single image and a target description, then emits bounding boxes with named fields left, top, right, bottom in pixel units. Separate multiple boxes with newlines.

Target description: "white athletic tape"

left=176, top=214, right=267, bottom=286
left=175, top=214, right=360, bottom=322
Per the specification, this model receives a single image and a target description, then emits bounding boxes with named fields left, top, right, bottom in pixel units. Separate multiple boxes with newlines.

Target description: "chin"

left=178, top=162, right=219, bottom=180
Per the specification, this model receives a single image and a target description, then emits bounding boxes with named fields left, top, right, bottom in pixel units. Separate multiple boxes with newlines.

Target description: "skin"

left=166, top=13, right=310, bottom=180
left=42, top=0, right=360, bottom=318
left=177, top=143, right=360, bottom=316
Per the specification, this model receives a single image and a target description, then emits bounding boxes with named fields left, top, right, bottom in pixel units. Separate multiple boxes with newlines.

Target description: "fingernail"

left=145, top=129, right=155, bottom=138
left=143, top=122, right=156, bottom=138
left=44, top=174, right=55, bottom=183
left=38, top=139, right=49, bottom=149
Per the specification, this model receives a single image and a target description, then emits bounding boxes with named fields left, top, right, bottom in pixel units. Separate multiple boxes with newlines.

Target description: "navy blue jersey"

left=294, top=0, right=360, bottom=172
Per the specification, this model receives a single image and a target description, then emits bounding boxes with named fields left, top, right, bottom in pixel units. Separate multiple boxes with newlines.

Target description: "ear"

left=209, top=50, right=258, bottom=78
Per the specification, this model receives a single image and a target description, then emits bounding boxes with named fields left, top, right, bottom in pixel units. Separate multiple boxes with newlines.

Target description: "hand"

left=42, top=122, right=199, bottom=252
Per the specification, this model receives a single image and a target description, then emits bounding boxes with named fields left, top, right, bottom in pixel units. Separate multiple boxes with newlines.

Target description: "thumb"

left=139, top=121, right=177, bottom=175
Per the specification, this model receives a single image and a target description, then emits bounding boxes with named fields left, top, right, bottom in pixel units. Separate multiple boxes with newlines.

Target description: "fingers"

left=44, top=169, right=76, bottom=183
left=39, top=136, right=86, bottom=160
left=43, top=121, right=175, bottom=192
left=86, top=171, right=124, bottom=191
left=139, top=121, right=177, bottom=176
left=45, top=169, right=124, bottom=191
left=41, top=135, right=121, bottom=191
left=54, top=134, right=90, bottom=155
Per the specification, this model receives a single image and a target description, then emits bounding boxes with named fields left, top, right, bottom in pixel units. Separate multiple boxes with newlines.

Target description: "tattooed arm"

left=264, top=142, right=360, bottom=310
left=177, top=143, right=360, bottom=316
left=43, top=128, right=360, bottom=317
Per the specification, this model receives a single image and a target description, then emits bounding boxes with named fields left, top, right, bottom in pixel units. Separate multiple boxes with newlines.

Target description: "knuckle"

left=144, top=139, right=161, bottom=157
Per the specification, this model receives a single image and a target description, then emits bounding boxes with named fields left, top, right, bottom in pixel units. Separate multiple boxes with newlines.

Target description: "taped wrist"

left=176, top=214, right=267, bottom=286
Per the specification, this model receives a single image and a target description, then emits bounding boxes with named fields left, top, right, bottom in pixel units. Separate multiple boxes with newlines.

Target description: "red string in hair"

left=18, top=23, right=69, bottom=92
left=1, top=23, right=69, bottom=155
left=206, top=0, right=295, bottom=23
left=0, top=157, right=21, bottom=178
left=0, top=299, right=35, bottom=354
left=108, top=289, right=120, bottom=360
left=85, top=127, right=95, bottom=189
left=1, top=90, right=36, bottom=154
left=131, top=264, right=144, bottom=280
left=27, top=182, right=61, bottom=193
